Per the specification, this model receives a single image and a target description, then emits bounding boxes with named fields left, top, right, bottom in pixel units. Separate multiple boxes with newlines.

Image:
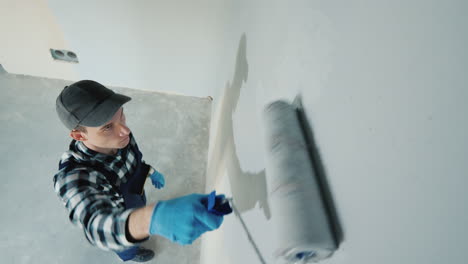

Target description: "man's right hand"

left=149, top=193, right=224, bottom=245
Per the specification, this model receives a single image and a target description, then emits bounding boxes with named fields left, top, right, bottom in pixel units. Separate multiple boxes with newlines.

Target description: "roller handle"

left=201, top=191, right=233, bottom=216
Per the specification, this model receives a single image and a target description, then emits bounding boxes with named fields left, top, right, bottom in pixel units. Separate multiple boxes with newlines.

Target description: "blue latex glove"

left=149, top=193, right=224, bottom=245
left=150, top=169, right=165, bottom=189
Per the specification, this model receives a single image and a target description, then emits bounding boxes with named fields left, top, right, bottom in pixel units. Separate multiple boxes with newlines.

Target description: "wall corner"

left=0, top=64, right=7, bottom=74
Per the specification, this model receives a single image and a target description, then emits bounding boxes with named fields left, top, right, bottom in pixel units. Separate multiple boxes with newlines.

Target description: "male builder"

left=53, top=80, right=224, bottom=262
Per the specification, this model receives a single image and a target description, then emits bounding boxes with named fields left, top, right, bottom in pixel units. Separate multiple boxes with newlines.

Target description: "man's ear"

left=70, top=130, right=87, bottom=141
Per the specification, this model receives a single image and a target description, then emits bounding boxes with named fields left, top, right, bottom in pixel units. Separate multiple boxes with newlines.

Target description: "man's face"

left=75, top=107, right=131, bottom=152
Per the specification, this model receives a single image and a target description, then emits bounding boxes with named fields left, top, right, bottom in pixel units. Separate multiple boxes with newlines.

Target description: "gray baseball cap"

left=56, top=80, right=131, bottom=130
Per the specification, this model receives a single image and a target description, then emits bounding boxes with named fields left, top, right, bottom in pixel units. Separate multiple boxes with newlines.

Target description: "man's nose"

left=119, top=124, right=131, bottom=137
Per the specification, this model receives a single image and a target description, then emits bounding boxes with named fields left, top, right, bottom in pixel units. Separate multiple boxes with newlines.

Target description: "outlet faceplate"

left=50, top=49, right=79, bottom=63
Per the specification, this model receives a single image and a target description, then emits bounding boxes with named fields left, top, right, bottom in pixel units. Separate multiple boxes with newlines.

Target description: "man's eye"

left=104, top=125, right=112, bottom=130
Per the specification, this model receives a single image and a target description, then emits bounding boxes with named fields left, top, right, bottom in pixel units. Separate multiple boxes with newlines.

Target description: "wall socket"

left=50, top=49, right=79, bottom=63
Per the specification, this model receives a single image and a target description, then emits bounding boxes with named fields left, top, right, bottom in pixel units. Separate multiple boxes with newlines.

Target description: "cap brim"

left=80, top=93, right=131, bottom=127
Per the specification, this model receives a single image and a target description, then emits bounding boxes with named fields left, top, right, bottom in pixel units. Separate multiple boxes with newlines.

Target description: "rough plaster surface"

left=0, top=72, right=211, bottom=263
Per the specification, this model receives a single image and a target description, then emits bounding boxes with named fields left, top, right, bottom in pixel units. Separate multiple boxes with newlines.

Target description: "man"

left=53, top=80, right=224, bottom=262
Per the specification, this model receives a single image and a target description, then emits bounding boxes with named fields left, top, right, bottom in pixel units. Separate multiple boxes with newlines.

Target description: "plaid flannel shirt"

left=53, top=132, right=155, bottom=251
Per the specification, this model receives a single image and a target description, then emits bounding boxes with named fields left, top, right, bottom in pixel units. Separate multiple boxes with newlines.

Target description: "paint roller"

left=262, top=99, right=338, bottom=263
left=209, top=98, right=338, bottom=263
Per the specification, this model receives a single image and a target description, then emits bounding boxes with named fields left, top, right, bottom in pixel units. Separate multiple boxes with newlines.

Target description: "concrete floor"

left=0, top=68, right=212, bottom=263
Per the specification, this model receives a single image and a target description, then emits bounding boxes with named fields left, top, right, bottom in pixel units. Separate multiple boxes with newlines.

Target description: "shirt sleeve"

left=53, top=169, right=147, bottom=251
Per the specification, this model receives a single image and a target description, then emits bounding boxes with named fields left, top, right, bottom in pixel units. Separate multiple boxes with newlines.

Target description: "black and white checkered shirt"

left=53, top=132, right=155, bottom=251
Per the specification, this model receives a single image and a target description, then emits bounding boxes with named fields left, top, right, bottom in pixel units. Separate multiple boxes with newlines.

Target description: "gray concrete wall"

left=0, top=70, right=212, bottom=263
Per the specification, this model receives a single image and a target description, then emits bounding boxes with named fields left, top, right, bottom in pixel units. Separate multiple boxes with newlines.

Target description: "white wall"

left=47, top=0, right=232, bottom=98
left=203, top=0, right=468, bottom=264
left=0, top=0, right=77, bottom=80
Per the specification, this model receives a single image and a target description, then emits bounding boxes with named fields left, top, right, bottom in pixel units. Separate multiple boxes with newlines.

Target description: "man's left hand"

left=150, top=170, right=165, bottom=189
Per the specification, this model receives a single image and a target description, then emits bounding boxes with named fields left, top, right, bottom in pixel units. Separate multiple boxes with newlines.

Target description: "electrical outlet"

left=50, top=49, right=79, bottom=63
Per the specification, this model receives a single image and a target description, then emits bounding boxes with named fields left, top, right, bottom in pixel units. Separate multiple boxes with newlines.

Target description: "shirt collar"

left=74, top=133, right=133, bottom=162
